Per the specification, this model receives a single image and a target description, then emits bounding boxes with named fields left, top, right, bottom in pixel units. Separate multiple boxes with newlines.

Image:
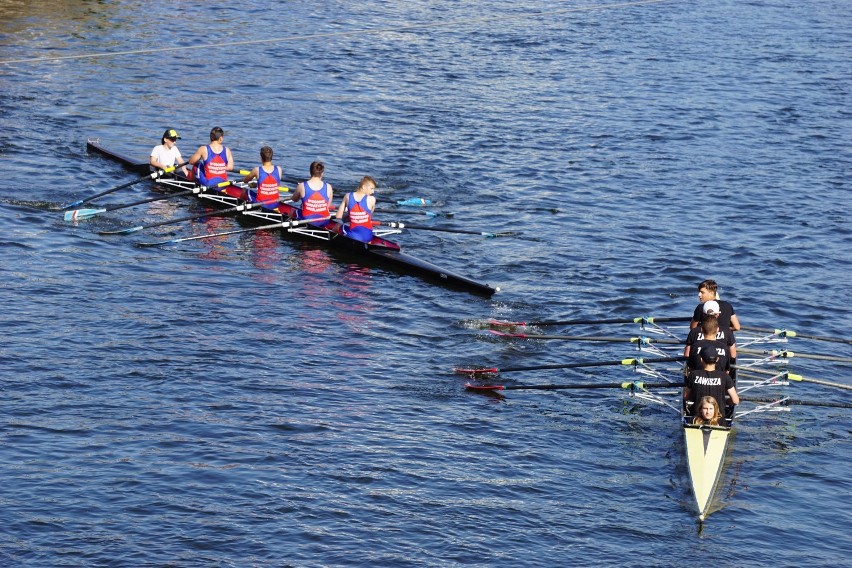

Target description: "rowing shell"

left=85, top=140, right=498, bottom=296
left=683, top=420, right=731, bottom=521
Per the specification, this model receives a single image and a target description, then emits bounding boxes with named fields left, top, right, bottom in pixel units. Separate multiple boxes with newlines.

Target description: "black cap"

left=163, top=128, right=181, bottom=140
left=700, top=348, right=719, bottom=364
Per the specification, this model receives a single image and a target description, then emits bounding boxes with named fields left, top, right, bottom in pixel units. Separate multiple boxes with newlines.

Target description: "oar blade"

left=64, top=208, right=106, bottom=221
left=454, top=366, right=499, bottom=375
left=464, top=383, right=505, bottom=391
left=98, top=226, right=143, bottom=236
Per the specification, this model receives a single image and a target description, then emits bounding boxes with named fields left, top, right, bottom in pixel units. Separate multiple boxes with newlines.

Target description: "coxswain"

left=292, top=161, right=333, bottom=221
left=149, top=128, right=188, bottom=176
left=188, top=126, right=234, bottom=188
left=684, top=348, right=739, bottom=423
left=692, top=396, right=724, bottom=426
left=684, top=316, right=734, bottom=375
left=241, top=146, right=282, bottom=210
left=690, top=279, right=741, bottom=330
left=336, top=176, right=377, bottom=243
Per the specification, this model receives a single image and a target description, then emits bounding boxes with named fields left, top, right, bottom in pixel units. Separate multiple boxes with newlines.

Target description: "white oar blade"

left=64, top=208, right=105, bottom=222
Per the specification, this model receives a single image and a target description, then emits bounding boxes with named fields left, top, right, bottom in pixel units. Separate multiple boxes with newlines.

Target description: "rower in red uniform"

left=336, top=175, right=377, bottom=243
left=241, top=146, right=282, bottom=210
left=188, top=126, right=234, bottom=188
left=690, top=279, right=741, bottom=331
left=292, top=161, right=333, bottom=221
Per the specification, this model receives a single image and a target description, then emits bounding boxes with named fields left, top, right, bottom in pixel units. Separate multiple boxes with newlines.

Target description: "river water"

left=1, top=0, right=850, bottom=566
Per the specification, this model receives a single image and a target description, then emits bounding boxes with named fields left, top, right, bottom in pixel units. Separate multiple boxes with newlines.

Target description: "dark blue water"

left=1, top=1, right=850, bottom=566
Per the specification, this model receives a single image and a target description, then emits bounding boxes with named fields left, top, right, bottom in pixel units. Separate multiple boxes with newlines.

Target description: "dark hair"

left=309, top=161, right=324, bottom=177
left=260, top=146, right=273, bottom=162
left=698, top=279, right=718, bottom=293
left=209, top=126, right=225, bottom=141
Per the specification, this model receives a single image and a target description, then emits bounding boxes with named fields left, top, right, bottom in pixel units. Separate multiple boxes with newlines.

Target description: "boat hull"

left=683, top=423, right=731, bottom=521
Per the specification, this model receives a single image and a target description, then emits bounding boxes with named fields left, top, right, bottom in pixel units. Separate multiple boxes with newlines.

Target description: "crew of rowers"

left=148, top=126, right=378, bottom=243
left=682, top=279, right=741, bottom=427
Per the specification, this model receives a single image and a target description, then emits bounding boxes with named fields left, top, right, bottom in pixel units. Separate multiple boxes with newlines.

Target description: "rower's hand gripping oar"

left=383, top=221, right=521, bottom=238
left=98, top=193, right=279, bottom=235
left=64, top=186, right=208, bottom=221
left=136, top=215, right=331, bottom=247
left=62, top=162, right=189, bottom=209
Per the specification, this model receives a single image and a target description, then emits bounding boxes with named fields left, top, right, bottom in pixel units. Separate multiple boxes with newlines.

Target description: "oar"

left=383, top=221, right=520, bottom=238
left=376, top=208, right=443, bottom=218
left=741, top=325, right=852, bottom=345
left=98, top=197, right=278, bottom=236
left=734, top=366, right=852, bottom=391
left=487, top=330, right=685, bottom=345
left=63, top=162, right=188, bottom=209
left=137, top=216, right=331, bottom=247
left=394, top=198, right=432, bottom=206
left=454, top=355, right=686, bottom=375
left=739, top=396, right=852, bottom=409
left=64, top=186, right=207, bottom=221
left=737, top=348, right=852, bottom=364
left=466, top=380, right=682, bottom=392
left=485, top=315, right=692, bottom=327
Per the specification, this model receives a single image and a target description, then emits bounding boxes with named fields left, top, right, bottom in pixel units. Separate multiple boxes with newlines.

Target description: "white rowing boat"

left=683, top=420, right=731, bottom=521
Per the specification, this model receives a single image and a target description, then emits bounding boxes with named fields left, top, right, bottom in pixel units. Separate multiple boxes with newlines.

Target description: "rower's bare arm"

left=683, top=345, right=691, bottom=358
left=729, top=344, right=737, bottom=359
left=730, top=314, right=741, bottom=331
left=242, top=167, right=258, bottom=184
left=188, top=146, right=206, bottom=166
left=335, top=200, right=346, bottom=220
left=728, top=387, right=740, bottom=405
left=292, top=182, right=304, bottom=202
left=226, top=149, right=234, bottom=171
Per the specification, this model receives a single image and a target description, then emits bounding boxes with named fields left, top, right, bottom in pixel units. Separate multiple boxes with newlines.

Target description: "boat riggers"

left=63, top=161, right=189, bottom=209
left=137, top=216, right=332, bottom=248
left=97, top=196, right=279, bottom=235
